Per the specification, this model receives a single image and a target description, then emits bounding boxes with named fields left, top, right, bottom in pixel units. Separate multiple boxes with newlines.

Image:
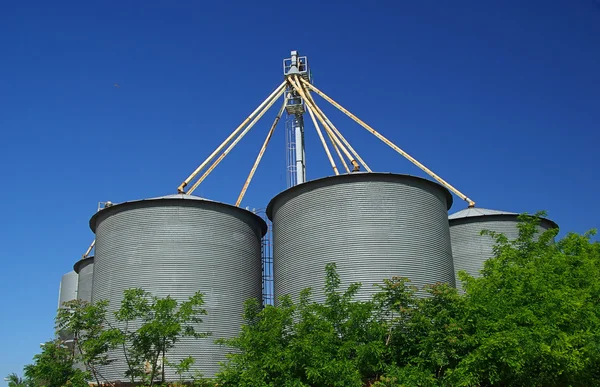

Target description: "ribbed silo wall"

left=58, top=271, right=78, bottom=308
left=450, top=215, right=557, bottom=291
left=71, top=257, right=94, bottom=373
left=267, top=173, right=454, bottom=304
left=57, top=271, right=78, bottom=341
left=90, top=195, right=266, bottom=381
left=74, top=256, right=94, bottom=303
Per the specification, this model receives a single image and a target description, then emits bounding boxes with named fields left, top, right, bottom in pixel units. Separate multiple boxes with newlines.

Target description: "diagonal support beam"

left=177, top=80, right=287, bottom=193
left=299, top=82, right=349, bottom=173
left=188, top=85, right=285, bottom=194
left=289, top=76, right=360, bottom=172
left=305, top=100, right=339, bottom=176
left=326, top=128, right=350, bottom=173
left=83, top=239, right=95, bottom=259
left=288, top=77, right=339, bottom=176
left=236, top=102, right=287, bottom=207
left=300, top=77, right=475, bottom=207
left=300, top=81, right=372, bottom=173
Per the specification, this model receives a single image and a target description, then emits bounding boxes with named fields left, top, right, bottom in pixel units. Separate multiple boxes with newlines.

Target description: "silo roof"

left=89, top=193, right=267, bottom=236
left=145, top=193, right=215, bottom=201
left=267, top=172, right=453, bottom=220
left=449, top=207, right=559, bottom=229
left=448, top=207, right=517, bottom=220
left=73, top=255, right=94, bottom=274
left=62, top=270, right=77, bottom=278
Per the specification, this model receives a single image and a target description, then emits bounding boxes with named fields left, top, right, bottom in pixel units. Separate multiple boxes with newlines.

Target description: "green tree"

left=23, top=340, right=88, bottom=387
left=217, top=263, right=386, bottom=387
left=4, top=373, right=27, bottom=387
left=18, top=212, right=597, bottom=386
left=217, top=213, right=600, bottom=386
left=114, top=288, right=209, bottom=386
left=217, top=296, right=299, bottom=386
left=291, top=265, right=386, bottom=386
left=450, top=213, right=600, bottom=386
left=408, top=283, right=467, bottom=383
left=168, top=356, right=195, bottom=384
left=55, top=299, right=122, bottom=386
left=373, top=279, right=467, bottom=386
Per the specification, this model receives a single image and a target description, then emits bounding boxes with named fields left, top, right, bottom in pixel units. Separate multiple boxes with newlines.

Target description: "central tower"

left=283, top=51, right=311, bottom=187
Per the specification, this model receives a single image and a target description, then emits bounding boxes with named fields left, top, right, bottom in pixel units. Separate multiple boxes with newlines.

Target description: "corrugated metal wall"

left=58, top=271, right=78, bottom=308
left=57, top=270, right=78, bottom=341
left=450, top=215, right=557, bottom=291
left=90, top=195, right=266, bottom=381
left=74, top=256, right=94, bottom=303
left=267, top=173, right=454, bottom=304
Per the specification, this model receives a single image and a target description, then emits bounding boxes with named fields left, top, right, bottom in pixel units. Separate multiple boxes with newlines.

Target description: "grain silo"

left=449, top=207, right=558, bottom=290
left=57, top=271, right=78, bottom=341
left=89, top=194, right=266, bottom=381
left=267, top=172, right=454, bottom=303
left=73, top=256, right=94, bottom=303
left=58, top=271, right=78, bottom=309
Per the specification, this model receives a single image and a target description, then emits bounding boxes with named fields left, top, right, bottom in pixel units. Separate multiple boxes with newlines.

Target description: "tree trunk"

left=76, top=338, right=101, bottom=387
left=121, top=322, right=136, bottom=384
left=150, top=350, right=162, bottom=387
left=161, top=339, right=167, bottom=383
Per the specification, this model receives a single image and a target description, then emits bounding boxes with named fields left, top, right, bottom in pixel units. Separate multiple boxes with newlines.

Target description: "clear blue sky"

left=1, top=0, right=599, bottom=380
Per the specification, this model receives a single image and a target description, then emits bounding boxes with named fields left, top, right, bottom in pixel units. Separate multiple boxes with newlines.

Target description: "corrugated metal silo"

left=90, top=194, right=266, bottom=381
left=58, top=271, right=78, bottom=309
left=267, top=173, right=454, bottom=303
left=57, top=270, right=78, bottom=341
left=449, top=207, right=558, bottom=290
left=74, top=256, right=94, bottom=303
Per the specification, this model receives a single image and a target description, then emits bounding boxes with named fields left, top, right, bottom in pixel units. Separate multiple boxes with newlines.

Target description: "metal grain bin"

left=57, top=270, right=78, bottom=341
left=267, top=173, right=454, bottom=303
left=89, top=194, right=266, bottom=381
left=58, top=270, right=78, bottom=308
left=73, top=256, right=94, bottom=303
left=449, top=207, right=558, bottom=291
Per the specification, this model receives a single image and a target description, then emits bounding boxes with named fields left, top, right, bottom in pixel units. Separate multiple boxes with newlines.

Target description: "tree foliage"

left=114, top=288, right=209, bottom=386
left=17, top=289, right=210, bottom=387
left=5, top=373, right=27, bottom=387
left=218, top=213, right=600, bottom=387
left=11, top=213, right=600, bottom=386
left=452, top=213, right=600, bottom=386
left=55, top=299, right=122, bottom=385
left=217, top=263, right=386, bottom=387
left=22, top=340, right=88, bottom=387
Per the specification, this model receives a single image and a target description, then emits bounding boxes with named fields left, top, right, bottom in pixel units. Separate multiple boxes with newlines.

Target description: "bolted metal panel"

left=74, top=256, right=94, bottom=303
left=267, top=173, right=454, bottom=304
left=449, top=209, right=558, bottom=291
left=90, top=194, right=266, bottom=381
left=57, top=270, right=78, bottom=341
